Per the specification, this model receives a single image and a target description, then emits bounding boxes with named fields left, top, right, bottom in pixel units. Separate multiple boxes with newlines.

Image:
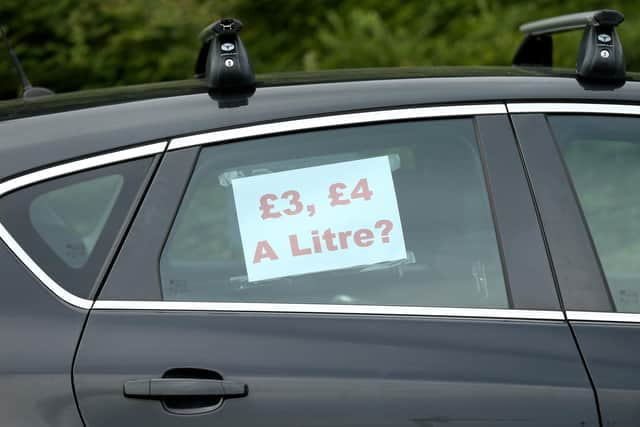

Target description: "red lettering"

left=282, top=190, right=304, bottom=215
left=259, top=194, right=281, bottom=219
left=282, top=223, right=391, bottom=259
left=374, top=219, right=394, bottom=243
left=253, top=240, right=278, bottom=263
left=311, top=230, right=322, bottom=253
left=322, top=228, right=338, bottom=251
left=338, top=230, right=352, bottom=249
left=289, top=234, right=312, bottom=256
left=351, top=178, right=373, bottom=201
left=354, top=229, right=374, bottom=247
left=328, top=183, right=350, bottom=206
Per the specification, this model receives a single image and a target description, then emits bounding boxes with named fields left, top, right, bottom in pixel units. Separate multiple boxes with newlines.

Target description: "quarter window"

left=0, top=158, right=153, bottom=298
left=550, top=115, right=640, bottom=313
left=160, top=119, right=508, bottom=308
left=29, top=174, right=124, bottom=269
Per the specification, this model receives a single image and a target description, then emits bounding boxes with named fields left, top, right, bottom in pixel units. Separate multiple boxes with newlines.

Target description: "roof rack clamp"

left=514, top=10, right=626, bottom=82
left=576, top=11, right=625, bottom=81
left=196, top=18, right=255, bottom=100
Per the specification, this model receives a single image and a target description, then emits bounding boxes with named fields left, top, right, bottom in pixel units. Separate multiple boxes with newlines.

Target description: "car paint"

left=510, top=110, right=640, bottom=427
left=75, top=312, right=597, bottom=427
left=0, top=71, right=639, bottom=425
left=2, top=76, right=640, bottom=180
left=570, top=323, right=640, bottom=427
left=0, top=240, right=84, bottom=427
left=72, top=112, right=596, bottom=426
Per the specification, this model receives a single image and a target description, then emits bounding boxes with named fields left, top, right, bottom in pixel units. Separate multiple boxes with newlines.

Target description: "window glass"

left=29, top=175, right=124, bottom=269
left=0, top=158, right=153, bottom=298
left=160, top=120, right=508, bottom=308
left=550, top=115, right=640, bottom=313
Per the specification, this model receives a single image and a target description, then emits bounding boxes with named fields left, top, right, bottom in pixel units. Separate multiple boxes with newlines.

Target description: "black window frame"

left=511, top=111, right=618, bottom=313
left=99, top=111, right=560, bottom=312
left=519, top=111, right=640, bottom=314
left=160, top=118, right=509, bottom=307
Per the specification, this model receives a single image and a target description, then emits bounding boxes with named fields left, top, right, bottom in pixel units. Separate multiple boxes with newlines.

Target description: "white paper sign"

left=232, top=156, right=406, bottom=282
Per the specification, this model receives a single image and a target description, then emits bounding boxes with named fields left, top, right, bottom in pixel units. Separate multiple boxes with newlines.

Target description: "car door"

left=0, top=147, right=160, bottom=426
left=510, top=103, right=640, bottom=427
left=74, top=104, right=598, bottom=427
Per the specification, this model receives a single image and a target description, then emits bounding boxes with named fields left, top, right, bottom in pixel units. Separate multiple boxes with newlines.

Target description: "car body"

left=2, top=12, right=640, bottom=426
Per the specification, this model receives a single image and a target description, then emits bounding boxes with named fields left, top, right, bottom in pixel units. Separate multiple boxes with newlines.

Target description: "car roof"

left=1, top=65, right=640, bottom=122
left=2, top=66, right=640, bottom=181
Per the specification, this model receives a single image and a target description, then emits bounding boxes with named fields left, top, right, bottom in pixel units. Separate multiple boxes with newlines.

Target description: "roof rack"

left=513, top=9, right=626, bottom=81
left=194, top=18, right=255, bottom=107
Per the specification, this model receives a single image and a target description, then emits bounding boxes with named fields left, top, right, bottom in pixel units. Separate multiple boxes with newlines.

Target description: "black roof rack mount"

left=195, top=18, right=255, bottom=107
left=513, top=9, right=626, bottom=81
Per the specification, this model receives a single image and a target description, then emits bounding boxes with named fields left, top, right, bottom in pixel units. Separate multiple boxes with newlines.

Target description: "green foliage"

left=2, top=0, right=640, bottom=99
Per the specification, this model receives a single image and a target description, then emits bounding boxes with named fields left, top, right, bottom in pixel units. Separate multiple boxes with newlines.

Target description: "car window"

left=549, top=114, right=640, bottom=313
left=160, top=119, right=508, bottom=308
left=29, top=174, right=124, bottom=269
left=0, top=158, right=153, bottom=298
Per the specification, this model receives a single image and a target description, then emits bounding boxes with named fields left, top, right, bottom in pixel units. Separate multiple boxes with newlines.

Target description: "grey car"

left=0, top=10, right=639, bottom=427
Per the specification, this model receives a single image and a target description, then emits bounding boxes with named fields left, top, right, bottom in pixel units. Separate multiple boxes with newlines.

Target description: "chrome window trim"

left=0, top=222, right=93, bottom=309
left=158, top=102, right=564, bottom=321
left=0, top=142, right=168, bottom=310
left=168, top=104, right=507, bottom=150
left=93, top=300, right=564, bottom=320
left=0, top=143, right=168, bottom=197
left=0, top=104, right=566, bottom=320
left=507, top=102, right=640, bottom=115
left=567, top=311, right=640, bottom=323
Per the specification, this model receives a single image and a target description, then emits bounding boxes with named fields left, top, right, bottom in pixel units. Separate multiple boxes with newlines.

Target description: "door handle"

left=124, top=378, right=248, bottom=399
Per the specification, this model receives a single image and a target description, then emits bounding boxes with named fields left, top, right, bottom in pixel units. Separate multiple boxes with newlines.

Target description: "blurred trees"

left=2, top=0, right=640, bottom=99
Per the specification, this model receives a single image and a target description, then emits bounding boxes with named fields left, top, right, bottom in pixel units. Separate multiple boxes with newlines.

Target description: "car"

left=1, top=9, right=639, bottom=427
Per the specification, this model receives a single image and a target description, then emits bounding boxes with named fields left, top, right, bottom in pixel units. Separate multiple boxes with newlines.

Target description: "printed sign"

left=232, top=156, right=406, bottom=282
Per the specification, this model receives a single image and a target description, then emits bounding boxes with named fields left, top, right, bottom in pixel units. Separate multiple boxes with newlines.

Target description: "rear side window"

left=550, top=115, right=640, bottom=313
left=29, top=174, right=124, bottom=269
left=160, top=119, right=509, bottom=308
left=0, top=158, right=153, bottom=298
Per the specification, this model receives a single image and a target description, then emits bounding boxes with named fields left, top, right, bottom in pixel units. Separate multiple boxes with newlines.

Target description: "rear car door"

left=510, top=103, right=640, bottom=427
left=74, top=104, right=598, bottom=426
left=0, top=146, right=161, bottom=426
